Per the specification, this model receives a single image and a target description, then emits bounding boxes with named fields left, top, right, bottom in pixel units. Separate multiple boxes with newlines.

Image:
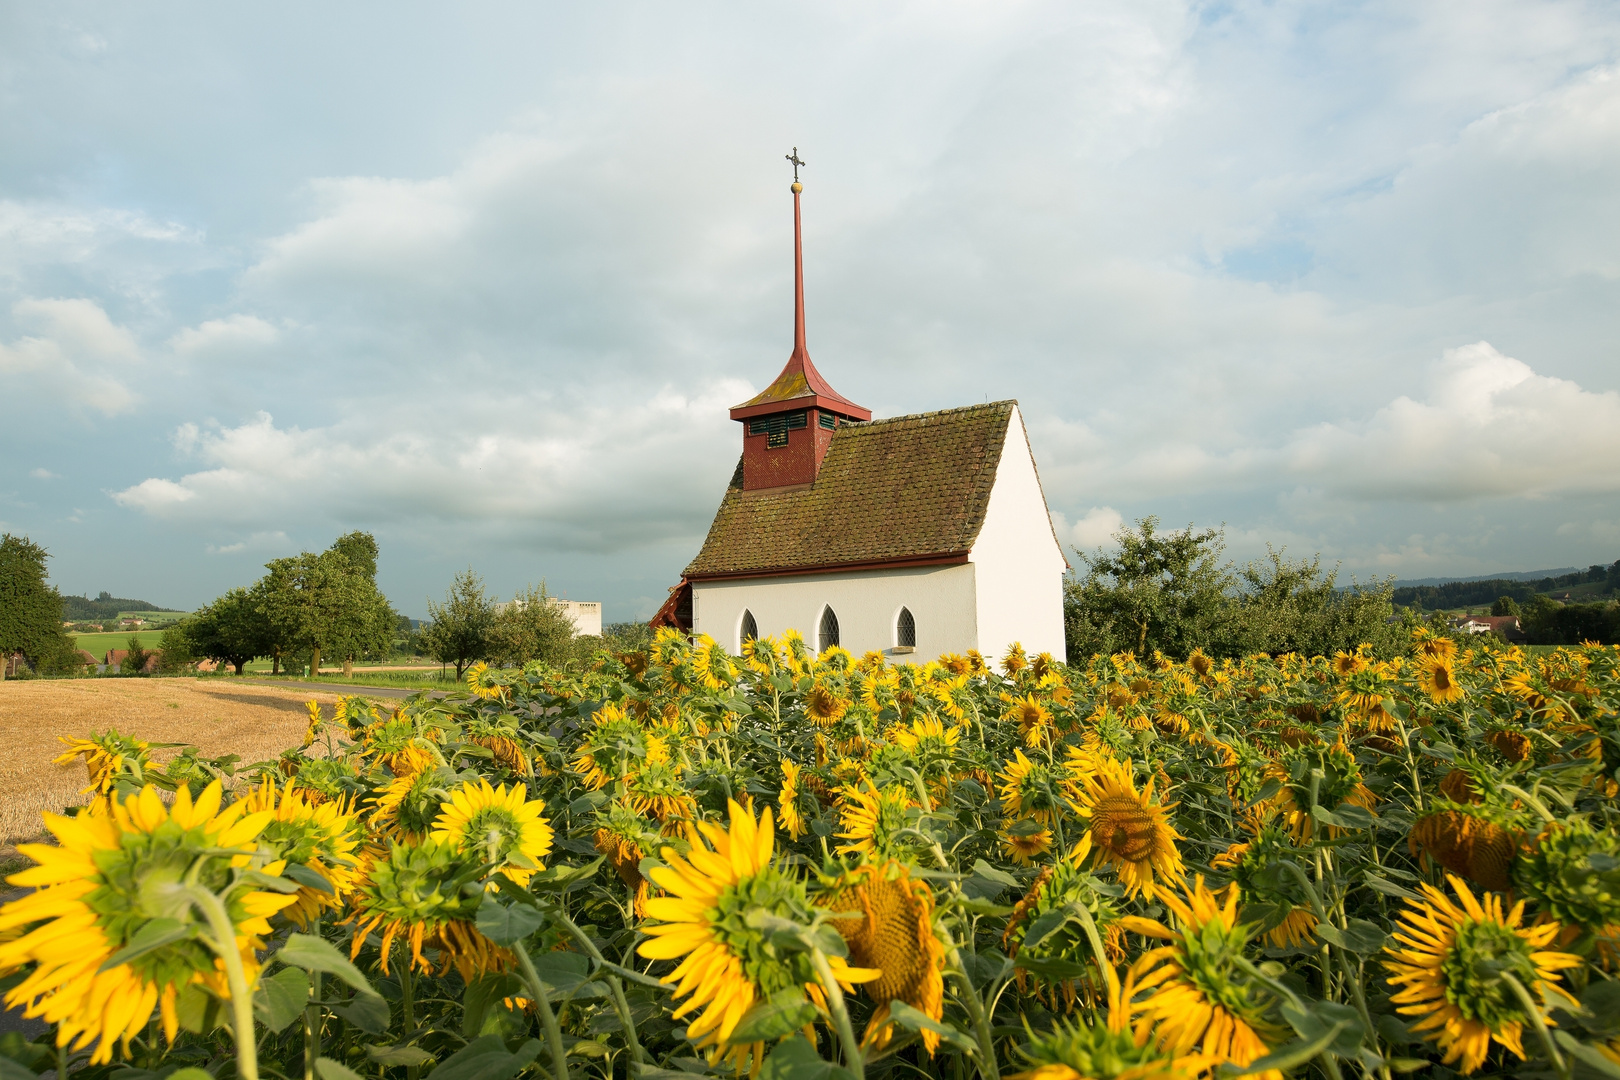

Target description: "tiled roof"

left=685, top=401, right=1016, bottom=578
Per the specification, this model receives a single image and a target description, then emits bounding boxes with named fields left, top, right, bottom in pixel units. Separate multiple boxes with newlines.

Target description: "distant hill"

left=1392, top=563, right=1619, bottom=611
left=62, top=591, right=174, bottom=621
left=1392, top=568, right=1579, bottom=588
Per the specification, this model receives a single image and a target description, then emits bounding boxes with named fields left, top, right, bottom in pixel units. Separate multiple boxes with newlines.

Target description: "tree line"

left=1064, top=517, right=1408, bottom=661
left=1392, top=561, right=1620, bottom=610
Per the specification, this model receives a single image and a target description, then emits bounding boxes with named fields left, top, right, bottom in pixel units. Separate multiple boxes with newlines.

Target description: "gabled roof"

left=685, top=401, right=1016, bottom=579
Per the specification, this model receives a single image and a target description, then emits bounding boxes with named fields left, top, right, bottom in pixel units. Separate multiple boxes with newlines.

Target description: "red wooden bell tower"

left=729, top=154, right=870, bottom=491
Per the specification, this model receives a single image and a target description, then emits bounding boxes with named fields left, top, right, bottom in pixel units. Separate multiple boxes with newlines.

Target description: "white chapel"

left=652, top=171, right=1068, bottom=663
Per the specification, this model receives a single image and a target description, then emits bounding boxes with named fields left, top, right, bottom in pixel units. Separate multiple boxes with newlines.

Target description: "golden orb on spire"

left=791, top=181, right=802, bottom=193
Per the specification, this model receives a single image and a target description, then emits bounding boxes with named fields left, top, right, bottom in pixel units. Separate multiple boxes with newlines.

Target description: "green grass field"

left=69, top=630, right=169, bottom=658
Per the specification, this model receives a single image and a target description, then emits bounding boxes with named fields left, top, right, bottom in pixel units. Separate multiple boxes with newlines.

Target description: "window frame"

left=739, top=609, right=758, bottom=651
left=818, top=605, right=840, bottom=653
left=895, top=606, right=916, bottom=649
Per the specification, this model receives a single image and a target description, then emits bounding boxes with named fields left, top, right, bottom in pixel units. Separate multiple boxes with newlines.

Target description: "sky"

left=3, top=2, right=1619, bottom=621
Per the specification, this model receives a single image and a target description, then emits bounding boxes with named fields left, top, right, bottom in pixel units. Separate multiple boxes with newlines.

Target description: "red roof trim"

left=687, top=551, right=969, bottom=583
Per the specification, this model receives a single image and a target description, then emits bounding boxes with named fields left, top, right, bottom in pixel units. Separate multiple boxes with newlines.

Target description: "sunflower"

left=626, top=759, right=698, bottom=830
left=465, top=660, right=506, bottom=700
left=594, top=801, right=659, bottom=916
left=1412, top=627, right=1458, bottom=663
left=805, top=681, right=851, bottom=727
left=1267, top=740, right=1375, bottom=844
left=1418, top=658, right=1465, bottom=704
left=361, top=717, right=440, bottom=777
left=1122, top=877, right=1284, bottom=1078
left=239, top=777, right=361, bottom=928
left=1004, top=694, right=1055, bottom=747
left=691, top=635, right=738, bottom=691
left=430, top=778, right=553, bottom=886
left=1484, top=728, right=1532, bottom=763
left=820, top=860, right=946, bottom=1053
left=742, top=635, right=782, bottom=675
left=1410, top=807, right=1522, bottom=892
left=370, top=767, right=449, bottom=843
left=572, top=704, right=659, bottom=790
left=638, top=801, right=879, bottom=1071
left=1331, top=649, right=1367, bottom=677
left=999, top=750, right=1067, bottom=825
left=53, top=730, right=151, bottom=795
left=303, top=700, right=324, bottom=747
left=0, top=782, right=294, bottom=1065
left=1011, top=970, right=1213, bottom=1080
left=835, top=782, right=917, bottom=858
left=1186, top=649, right=1214, bottom=680
left=1072, top=756, right=1183, bottom=900
left=346, top=838, right=513, bottom=981
left=1513, top=819, right=1620, bottom=935
left=778, top=759, right=807, bottom=841
left=1003, top=859, right=1125, bottom=1010
left=1003, top=642, right=1029, bottom=676
left=1383, top=874, right=1580, bottom=1074
left=1210, top=828, right=1316, bottom=948
left=1003, top=823, right=1055, bottom=866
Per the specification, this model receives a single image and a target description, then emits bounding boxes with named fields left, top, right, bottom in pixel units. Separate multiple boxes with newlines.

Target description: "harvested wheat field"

left=0, top=678, right=358, bottom=852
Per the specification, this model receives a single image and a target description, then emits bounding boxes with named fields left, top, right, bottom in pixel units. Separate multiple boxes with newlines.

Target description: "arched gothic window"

left=739, top=610, right=758, bottom=649
left=896, top=607, right=916, bottom=648
left=818, top=606, right=840, bottom=652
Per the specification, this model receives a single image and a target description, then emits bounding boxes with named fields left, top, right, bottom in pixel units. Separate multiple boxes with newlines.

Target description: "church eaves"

left=685, top=400, right=1017, bottom=580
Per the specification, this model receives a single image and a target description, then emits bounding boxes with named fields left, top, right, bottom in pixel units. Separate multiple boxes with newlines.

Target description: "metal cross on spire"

left=785, top=147, right=806, bottom=183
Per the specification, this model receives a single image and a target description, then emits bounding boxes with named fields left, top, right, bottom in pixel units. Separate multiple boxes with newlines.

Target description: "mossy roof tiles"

left=685, top=400, right=1015, bottom=578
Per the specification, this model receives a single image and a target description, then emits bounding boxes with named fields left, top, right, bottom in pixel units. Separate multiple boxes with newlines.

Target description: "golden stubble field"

left=0, top=678, right=356, bottom=855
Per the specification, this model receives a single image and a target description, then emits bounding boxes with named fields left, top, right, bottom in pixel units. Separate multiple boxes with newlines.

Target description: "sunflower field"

left=9, top=629, right=1620, bottom=1080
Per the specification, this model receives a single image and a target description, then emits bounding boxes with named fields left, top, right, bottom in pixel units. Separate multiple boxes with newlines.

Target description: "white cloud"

left=168, top=314, right=279, bottom=360
left=1052, top=506, right=1125, bottom=550
left=1285, top=343, right=1620, bottom=502
left=29, top=468, right=57, bottom=480
left=0, top=298, right=139, bottom=415
left=113, top=379, right=753, bottom=552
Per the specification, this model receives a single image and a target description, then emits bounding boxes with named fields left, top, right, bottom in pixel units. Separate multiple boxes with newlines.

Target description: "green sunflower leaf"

left=277, top=933, right=384, bottom=1002
left=731, top=989, right=819, bottom=1042
left=282, top=861, right=335, bottom=894
left=99, top=917, right=195, bottom=972
left=314, top=1058, right=365, bottom=1080
left=252, top=965, right=309, bottom=1033
left=885, top=1000, right=979, bottom=1054
left=760, top=1035, right=856, bottom=1080
left=429, top=1034, right=543, bottom=1080
left=475, top=898, right=545, bottom=946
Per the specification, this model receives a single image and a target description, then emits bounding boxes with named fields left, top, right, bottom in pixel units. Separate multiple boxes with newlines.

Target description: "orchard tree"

left=258, top=532, right=396, bottom=676
left=186, top=587, right=275, bottom=674
left=487, top=582, right=579, bottom=668
left=421, top=570, right=496, bottom=679
left=1064, top=517, right=1233, bottom=660
left=0, top=533, right=79, bottom=677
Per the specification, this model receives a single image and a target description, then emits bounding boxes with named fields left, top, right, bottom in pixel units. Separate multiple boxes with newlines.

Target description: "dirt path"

left=0, top=678, right=362, bottom=850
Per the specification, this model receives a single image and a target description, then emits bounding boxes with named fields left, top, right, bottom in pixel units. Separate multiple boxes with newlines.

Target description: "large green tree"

left=1065, top=517, right=1233, bottom=660
left=486, top=582, right=579, bottom=668
left=185, top=587, right=276, bottom=674
left=0, top=534, right=81, bottom=677
left=421, top=569, right=496, bottom=679
left=258, top=532, right=396, bottom=676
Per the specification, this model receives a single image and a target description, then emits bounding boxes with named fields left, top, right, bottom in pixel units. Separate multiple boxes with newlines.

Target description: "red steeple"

left=729, top=163, right=871, bottom=425
left=730, top=156, right=869, bottom=492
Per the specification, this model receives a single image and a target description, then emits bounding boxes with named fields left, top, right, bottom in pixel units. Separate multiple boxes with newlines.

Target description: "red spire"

left=730, top=173, right=870, bottom=423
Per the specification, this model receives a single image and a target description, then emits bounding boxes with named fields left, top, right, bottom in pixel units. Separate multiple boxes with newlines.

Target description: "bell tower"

left=728, top=149, right=870, bottom=491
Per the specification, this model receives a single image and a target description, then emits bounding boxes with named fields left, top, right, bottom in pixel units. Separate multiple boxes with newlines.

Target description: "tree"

left=121, top=635, right=152, bottom=675
left=258, top=533, right=396, bottom=677
left=421, top=570, right=496, bottom=679
left=487, top=583, right=579, bottom=668
left=157, top=623, right=197, bottom=674
left=0, top=533, right=79, bottom=678
left=1064, top=517, right=1233, bottom=660
left=1230, top=548, right=1401, bottom=658
left=187, top=587, right=275, bottom=674
left=1491, top=595, right=1521, bottom=617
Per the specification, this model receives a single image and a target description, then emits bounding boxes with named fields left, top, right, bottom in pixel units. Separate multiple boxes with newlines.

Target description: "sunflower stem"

left=516, top=943, right=570, bottom=1080
left=1499, top=784, right=1558, bottom=825
left=1068, top=902, right=1119, bottom=1001
left=809, top=946, right=865, bottom=1080
left=304, top=915, right=322, bottom=1080
left=943, top=937, right=1000, bottom=1080
left=1500, top=971, right=1570, bottom=1080
left=183, top=885, right=259, bottom=1080
left=548, top=907, right=646, bottom=1065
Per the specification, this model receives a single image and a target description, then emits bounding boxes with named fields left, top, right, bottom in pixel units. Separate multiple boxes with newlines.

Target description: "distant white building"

left=500, top=597, right=603, bottom=637
left=652, top=178, right=1068, bottom=663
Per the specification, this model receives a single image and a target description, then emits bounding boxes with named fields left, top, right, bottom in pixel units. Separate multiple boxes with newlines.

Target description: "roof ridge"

left=845, top=399, right=1017, bottom=429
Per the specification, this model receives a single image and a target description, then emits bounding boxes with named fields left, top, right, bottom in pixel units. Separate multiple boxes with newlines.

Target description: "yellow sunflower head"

left=835, top=782, right=917, bottom=858
left=1419, top=658, right=1465, bottom=704
left=1119, top=876, right=1283, bottom=1076
left=1073, top=755, right=1183, bottom=900
left=818, top=860, right=945, bottom=1053
left=1004, top=694, right=1055, bottom=747
left=691, top=635, right=738, bottom=692
left=1011, top=967, right=1212, bottom=1080
left=53, top=730, right=151, bottom=795
left=805, top=681, right=851, bottom=727
left=999, top=750, right=1066, bottom=826
left=638, top=801, right=879, bottom=1071
left=369, top=767, right=449, bottom=844
left=346, top=837, right=514, bottom=982
left=778, top=759, right=807, bottom=841
left=239, top=776, right=361, bottom=928
left=1001, top=821, right=1055, bottom=866
left=0, top=781, right=295, bottom=1065
left=430, top=778, right=554, bottom=886
left=1383, top=874, right=1581, bottom=1074
left=465, top=660, right=506, bottom=700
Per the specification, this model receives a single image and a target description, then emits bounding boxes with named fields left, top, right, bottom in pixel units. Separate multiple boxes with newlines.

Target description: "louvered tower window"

left=896, top=607, right=916, bottom=648
left=748, top=411, right=808, bottom=448
left=739, top=610, right=758, bottom=649
left=818, top=606, right=840, bottom=652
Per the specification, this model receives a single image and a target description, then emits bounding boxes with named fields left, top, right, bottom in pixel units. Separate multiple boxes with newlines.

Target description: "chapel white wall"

left=691, top=563, right=978, bottom=662
left=968, top=404, right=1069, bottom=662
